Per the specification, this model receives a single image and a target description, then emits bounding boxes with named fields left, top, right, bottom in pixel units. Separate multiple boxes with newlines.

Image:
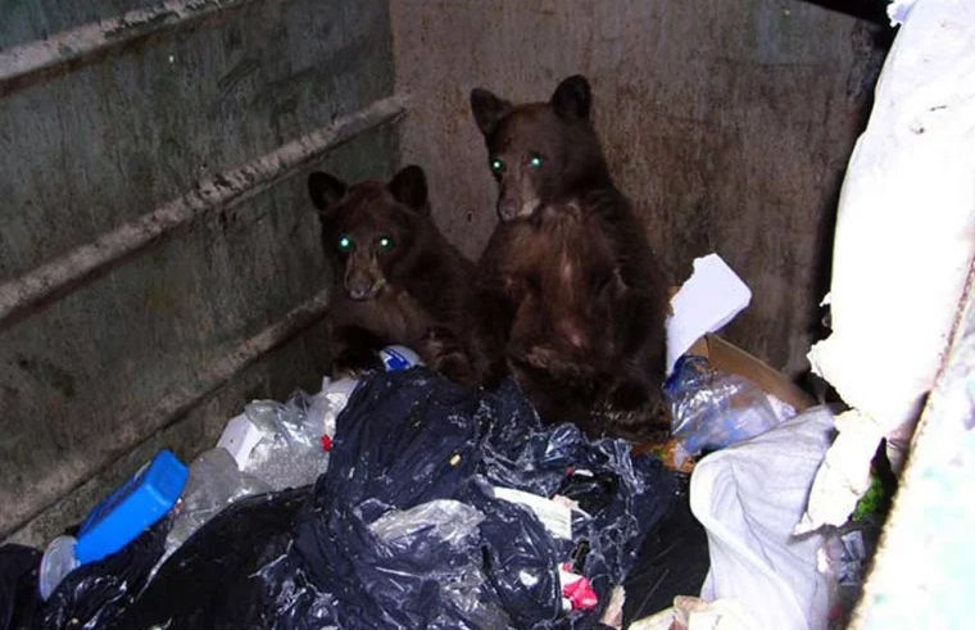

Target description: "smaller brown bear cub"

left=470, top=75, right=670, bottom=441
left=308, top=165, right=478, bottom=385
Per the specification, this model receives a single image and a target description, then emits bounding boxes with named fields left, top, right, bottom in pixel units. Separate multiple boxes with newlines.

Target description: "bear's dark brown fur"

left=308, top=165, right=478, bottom=384
left=470, top=75, right=670, bottom=441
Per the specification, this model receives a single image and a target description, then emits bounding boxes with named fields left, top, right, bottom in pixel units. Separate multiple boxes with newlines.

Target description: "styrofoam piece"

left=805, top=0, right=974, bottom=530
left=666, top=254, right=752, bottom=375
left=216, top=414, right=265, bottom=470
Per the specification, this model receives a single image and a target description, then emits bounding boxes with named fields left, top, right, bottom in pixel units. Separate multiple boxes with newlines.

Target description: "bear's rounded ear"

left=388, top=165, right=430, bottom=215
left=470, top=88, right=512, bottom=136
left=551, top=75, right=591, bottom=121
left=308, top=171, right=346, bottom=217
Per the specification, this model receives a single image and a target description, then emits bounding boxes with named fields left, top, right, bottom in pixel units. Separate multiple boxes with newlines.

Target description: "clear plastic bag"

left=369, top=499, right=485, bottom=548
left=368, top=499, right=510, bottom=628
left=164, top=448, right=272, bottom=558
left=243, top=391, right=332, bottom=490
left=664, top=355, right=795, bottom=458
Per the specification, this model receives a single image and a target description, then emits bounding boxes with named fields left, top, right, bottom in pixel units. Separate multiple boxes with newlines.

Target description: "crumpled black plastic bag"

left=55, top=368, right=677, bottom=629
left=111, top=487, right=319, bottom=630
left=622, top=475, right=710, bottom=626
left=39, top=515, right=170, bottom=629
left=0, top=545, right=41, bottom=629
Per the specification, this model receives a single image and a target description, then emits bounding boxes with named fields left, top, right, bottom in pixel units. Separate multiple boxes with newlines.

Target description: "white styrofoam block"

left=665, top=253, right=752, bottom=374
left=804, top=0, right=974, bottom=533
left=216, top=414, right=265, bottom=470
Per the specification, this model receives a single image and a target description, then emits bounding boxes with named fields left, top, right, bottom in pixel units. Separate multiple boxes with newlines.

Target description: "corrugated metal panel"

left=0, top=0, right=400, bottom=543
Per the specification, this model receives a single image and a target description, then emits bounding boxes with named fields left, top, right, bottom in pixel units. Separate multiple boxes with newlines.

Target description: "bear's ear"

left=308, top=171, right=346, bottom=218
left=470, top=87, right=512, bottom=136
left=551, top=75, right=591, bottom=121
left=388, top=165, right=430, bottom=215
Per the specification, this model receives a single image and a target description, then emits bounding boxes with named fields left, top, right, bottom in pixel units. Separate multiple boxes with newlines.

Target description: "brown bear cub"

left=308, top=165, right=478, bottom=385
left=470, top=75, right=671, bottom=441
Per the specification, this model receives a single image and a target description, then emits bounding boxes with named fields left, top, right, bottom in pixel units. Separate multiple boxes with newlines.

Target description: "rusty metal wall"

left=0, top=0, right=399, bottom=544
left=391, top=0, right=886, bottom=377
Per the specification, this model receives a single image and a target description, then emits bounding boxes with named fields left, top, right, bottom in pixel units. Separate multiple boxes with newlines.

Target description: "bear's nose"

left=347, top=278, right=373, bottom=300
left=498, top=198, right=519, bottom=222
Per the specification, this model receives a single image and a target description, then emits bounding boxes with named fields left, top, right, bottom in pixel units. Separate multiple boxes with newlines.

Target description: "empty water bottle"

left=664, top=355, right=795, bottom=459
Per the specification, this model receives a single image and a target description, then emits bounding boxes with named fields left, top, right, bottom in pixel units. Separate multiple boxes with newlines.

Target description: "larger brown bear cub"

left=470, top=75, right=670, bottom=441
left=308, top=165, right=478, bottom=385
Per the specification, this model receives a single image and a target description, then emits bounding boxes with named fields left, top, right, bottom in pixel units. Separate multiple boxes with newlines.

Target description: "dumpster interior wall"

left=0, top=0, right=889, bottom=548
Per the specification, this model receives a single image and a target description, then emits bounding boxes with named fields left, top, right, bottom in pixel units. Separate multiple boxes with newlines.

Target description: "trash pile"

left=1, top=360, right=684, bottom=629
left=0, top=258, right=893, bottom=630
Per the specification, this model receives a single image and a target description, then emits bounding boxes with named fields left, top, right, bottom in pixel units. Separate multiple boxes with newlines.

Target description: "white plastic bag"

left=690, top=406, right=837, bottom=629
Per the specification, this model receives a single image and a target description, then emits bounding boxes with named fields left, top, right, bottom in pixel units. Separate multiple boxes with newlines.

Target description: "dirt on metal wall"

left=1, top=0, right=888, bottom=545
left=391, top=0, right=887, bottom=377
left=0, top=0, right=398, bottom=544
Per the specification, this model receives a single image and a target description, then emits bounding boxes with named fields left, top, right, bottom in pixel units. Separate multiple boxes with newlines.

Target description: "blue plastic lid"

left=75, top=449, right=188, bottom=564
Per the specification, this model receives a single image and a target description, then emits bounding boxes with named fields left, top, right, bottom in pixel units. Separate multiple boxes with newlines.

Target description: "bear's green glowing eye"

left=378, top=236, right=393, bottom=251
left=530, top=154, right=544, bottom=169
left=338, top=235, right=352, bottom=252
left=490, top=158, right=504, bottom=173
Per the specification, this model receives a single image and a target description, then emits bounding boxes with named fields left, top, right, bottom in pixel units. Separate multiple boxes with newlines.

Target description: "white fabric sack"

left=809, top=0, right=974, bottom=427
left=691, top=406, right=837, bottom=630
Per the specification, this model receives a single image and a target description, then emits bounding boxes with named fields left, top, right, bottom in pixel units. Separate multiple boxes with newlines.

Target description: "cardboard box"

left=688, top=334, right=814, bottom=412
left=635, top=334, right=815, bottom=469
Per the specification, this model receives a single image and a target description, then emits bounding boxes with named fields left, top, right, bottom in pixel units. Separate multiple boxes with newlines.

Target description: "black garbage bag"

left=0, top=545, right=41, bottom=629
left=38, top=515, right=170, bottom=629
left=105, top=368, right=678, bottom=628
left=111, top=487, right=318, bottom=629
left=622, top=475, right=710, bottom=625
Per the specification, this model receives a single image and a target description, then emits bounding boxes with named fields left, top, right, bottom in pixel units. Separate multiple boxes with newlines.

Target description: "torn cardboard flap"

left=688, top=334, right=814, bottom=413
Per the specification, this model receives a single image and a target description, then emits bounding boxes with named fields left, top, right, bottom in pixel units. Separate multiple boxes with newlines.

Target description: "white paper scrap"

left=492, top=486, right=573, bottom=540
left=216, top=414, right=265, bottom=470
left=665, top=253, right=752, bottom=375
